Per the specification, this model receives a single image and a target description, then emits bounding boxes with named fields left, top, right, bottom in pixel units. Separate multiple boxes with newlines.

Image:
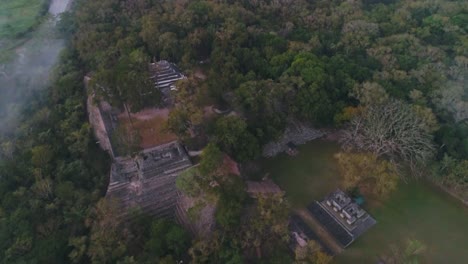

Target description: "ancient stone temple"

left=106, top=141, right=193, bottom=219
left=150, top=60, right=185, bottom=105
left=307, top=189, right=376, bottom=248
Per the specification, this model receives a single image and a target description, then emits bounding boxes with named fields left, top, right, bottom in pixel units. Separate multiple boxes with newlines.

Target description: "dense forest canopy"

left=76, top=0, right=467, bottom=145
left=0, top=0, right=467, bottom=263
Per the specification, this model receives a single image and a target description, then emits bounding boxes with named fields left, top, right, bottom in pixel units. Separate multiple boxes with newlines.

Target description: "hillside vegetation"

left=0, top=0, right=466, bottom=263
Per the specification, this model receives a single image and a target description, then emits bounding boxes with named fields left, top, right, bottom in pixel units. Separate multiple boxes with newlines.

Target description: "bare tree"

left=341, top=100, right=435, bottom=177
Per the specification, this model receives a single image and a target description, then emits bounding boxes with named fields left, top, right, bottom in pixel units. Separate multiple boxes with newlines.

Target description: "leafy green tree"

left=68, top=236, right=88, bottom=263
left=283, top=52, right=346, bottom=124
left=235, top=80, right=289, bottom=143
left=144, top=219, right=190, bottom=261
left=435, top=122, right=468, bottom=160
left=111, top=123, right=142, bottom=157
left=335, top=152, right=399, bottom=197
left=86, top=199, right=127, bottom=264
left=214, top=116, right=260, bottom=162
left=434, top=155, right=468, bottom=201
left=31, top=145, right=54, bottom=168
left=294, top=240, right=333, bottom=264
left=240, top=193, right=290, bottom=259
left=215, top=178, right=247, bottom=229
left=91, top=50, right=160, bottom=112
left=189, top=232, right=243, bottom=264
left=199, top=143, right=223, bottom=176
left=176, top=168, right=204, bottom=197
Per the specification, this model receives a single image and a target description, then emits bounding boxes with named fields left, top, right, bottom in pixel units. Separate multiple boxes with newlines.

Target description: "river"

left=0, top=0, right=72, bottom=134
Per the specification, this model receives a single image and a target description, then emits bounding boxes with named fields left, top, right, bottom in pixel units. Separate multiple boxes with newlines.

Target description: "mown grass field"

left=260, top=141, right=468, bottom=263
left=0, top=0, right=49, bottom=38
left=0, top=0, right=49, bottom=62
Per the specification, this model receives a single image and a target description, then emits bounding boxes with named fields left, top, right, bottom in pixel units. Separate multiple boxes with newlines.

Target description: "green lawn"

left=0, top=0, right=49, bottom=62
left=0, top=0, right=49, bottom=38
left=260, top=140, right=468, bottom=263
left=260, top=140, right=342, bottom=207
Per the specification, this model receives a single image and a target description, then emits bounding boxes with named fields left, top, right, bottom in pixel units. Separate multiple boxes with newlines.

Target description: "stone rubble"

left=262, top=122, right=325, bottom=157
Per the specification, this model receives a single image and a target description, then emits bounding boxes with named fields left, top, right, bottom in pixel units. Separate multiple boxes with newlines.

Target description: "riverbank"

left=0, top=0, right=72, bottom=134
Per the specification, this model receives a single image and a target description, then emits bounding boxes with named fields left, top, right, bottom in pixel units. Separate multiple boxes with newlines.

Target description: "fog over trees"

left=0, top=0, right=467, bottom=262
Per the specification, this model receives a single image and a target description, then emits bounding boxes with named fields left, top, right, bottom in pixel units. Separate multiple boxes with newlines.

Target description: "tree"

left=335, top=152, right=399, bottom=197
left=340, top=20, right=379, bottom=52
left=165, top=107, right=191, bottom=139
left=214, top=116, right=260, bottom=162
left=351, top=82, right=389, bottom=106
left=31, top=145, right=54, bottom=168
left=176, top=144, right=227, bottom=198
left=435, top=155, right=468, bottom=201
left=235, top=80, right=289, bottom=143
left=294, top=240, right=333, bottom=264
left=189, top=232, right=243, bottom=264
left=435, top=121, right=468, bottom=159
left=199, top=143, right=223, bottom=176
left=215, top=177, right=247, bottom=229
left=176, top=168, right=204, bottom=197
left=111, top=123, right=141, bottom=157
left=86, top=199, right=127, bottom=264
left=68, top=236, right=87, bottom=263
left=432, top=81, right=468, bottom=123
left=240, top=193, right=290, bottom=259
left=144, top=219, right=190, bottom=260
left=90, top=50, right=160, bottom=112
left=165, top=77, right=204, bottom=139
left=341, top=100, right=435, bottom=176
left=412, top=105, right=439, bottom=133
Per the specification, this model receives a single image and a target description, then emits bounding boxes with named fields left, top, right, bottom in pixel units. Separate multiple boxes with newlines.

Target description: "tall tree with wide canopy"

left=341, top=100, right=435, bottom=176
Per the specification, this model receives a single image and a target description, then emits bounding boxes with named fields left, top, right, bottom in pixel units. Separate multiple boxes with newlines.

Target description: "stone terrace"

left=107, top=141, right=193, bottom=219
left=307, top=189, right=376, bottom=248
left=150, top=60, right=185, bottom=105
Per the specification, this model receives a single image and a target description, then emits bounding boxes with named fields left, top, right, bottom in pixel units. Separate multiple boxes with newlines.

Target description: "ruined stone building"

left=107, top=141, right=192, bottom=219
left=87, top=61, right=194, bottom=220
left=150, top=60, right=185, bottom=105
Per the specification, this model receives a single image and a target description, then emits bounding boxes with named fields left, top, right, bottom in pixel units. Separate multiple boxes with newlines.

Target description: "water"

left=0, top=0, right=72, bottom=134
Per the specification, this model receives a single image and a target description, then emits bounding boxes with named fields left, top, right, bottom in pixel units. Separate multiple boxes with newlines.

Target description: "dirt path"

left=294, top=208, right=343, bottom=255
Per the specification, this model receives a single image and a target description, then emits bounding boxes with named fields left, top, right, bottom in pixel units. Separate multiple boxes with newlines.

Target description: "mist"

left=0, top=0, right=72, bottom=135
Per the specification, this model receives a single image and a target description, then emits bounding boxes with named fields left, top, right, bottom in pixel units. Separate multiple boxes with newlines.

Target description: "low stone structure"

left=307, top=189, right=376, bottom=248
left=262, top=121, right=325, bottom=157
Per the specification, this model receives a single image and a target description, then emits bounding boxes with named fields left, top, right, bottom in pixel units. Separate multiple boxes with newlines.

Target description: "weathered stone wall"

left=87, top=96, right=115, bottom=158
left=262, top=121, right=325, bottom=157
